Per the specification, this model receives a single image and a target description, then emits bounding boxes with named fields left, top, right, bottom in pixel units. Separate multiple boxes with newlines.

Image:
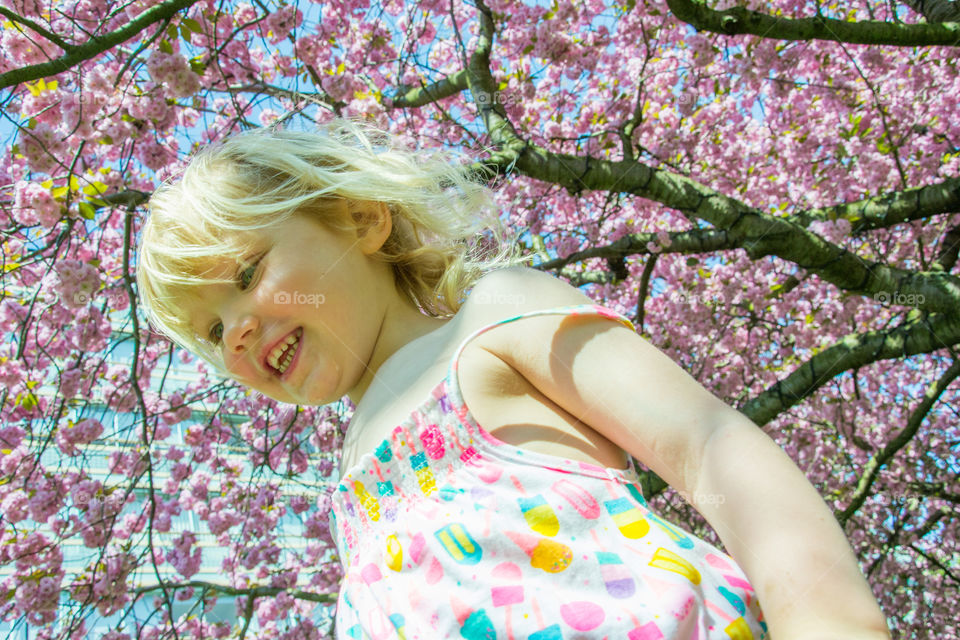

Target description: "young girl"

left=136, top=120, right=890, bottom=640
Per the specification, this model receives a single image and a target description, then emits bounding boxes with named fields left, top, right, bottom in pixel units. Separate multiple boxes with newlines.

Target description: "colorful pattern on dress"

left=330, top=304, right=768, bottom=639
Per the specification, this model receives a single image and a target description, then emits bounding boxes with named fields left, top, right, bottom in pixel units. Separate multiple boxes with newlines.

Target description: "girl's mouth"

left=267, top=328, right=303, bottom=379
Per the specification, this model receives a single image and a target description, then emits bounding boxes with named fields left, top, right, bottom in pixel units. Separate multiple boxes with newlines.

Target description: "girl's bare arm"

left=690, top=411, right=890, bottom=639
left=476, top=267, right=890, bottom=639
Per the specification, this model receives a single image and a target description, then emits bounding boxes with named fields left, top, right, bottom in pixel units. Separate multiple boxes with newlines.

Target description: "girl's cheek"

left=223, top=354, right=246, bottom=377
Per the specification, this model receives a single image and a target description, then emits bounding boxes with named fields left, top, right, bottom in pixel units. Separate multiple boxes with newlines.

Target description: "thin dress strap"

left=444, top=303, right=639, bottom=470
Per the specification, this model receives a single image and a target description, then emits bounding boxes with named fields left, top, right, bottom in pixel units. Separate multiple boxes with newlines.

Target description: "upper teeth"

left=268, top=329, right=301, bottom=374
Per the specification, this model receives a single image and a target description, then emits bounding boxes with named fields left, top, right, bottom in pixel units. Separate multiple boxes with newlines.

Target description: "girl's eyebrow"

left=202, top=251, right=256, bottom=281
left=238, top=250, right=264, bottom=268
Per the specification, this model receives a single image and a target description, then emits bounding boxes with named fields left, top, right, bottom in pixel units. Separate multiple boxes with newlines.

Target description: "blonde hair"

left=136, top=119, right=526, bottom=375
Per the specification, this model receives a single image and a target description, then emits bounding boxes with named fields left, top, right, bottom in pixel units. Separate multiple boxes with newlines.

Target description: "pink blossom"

left=0, top=426, right=25, bottom=450
left=289, top=495, right=310, bottom=514
left=263, top=5, right=302, bottom=43
left=50, top=260, right=100, bottom=309
left=13, top=181, right=60, bottom=228
left=17, top=123, right=66, bottom=175
left=234, top=2, right=257, bottom=25
left=56, top=418, right=104, bottom=456
left=161, top=391, right=193, bottom=425
left=59, top=368, right=86, bottom=399
left=171, top=462, right=191, bottom=482
left=166, top=531, right=202, bottom=578
left=1, top=489, right=29, bottom=522
left=67, top=307, right=113, bottom=352
left=1, top=29, right=57, bottom=66
left=70, top=479, right=102, bottom=509
left=146, top=51, right=201, bottom=98
left=70, top=551, right=135, bottom=616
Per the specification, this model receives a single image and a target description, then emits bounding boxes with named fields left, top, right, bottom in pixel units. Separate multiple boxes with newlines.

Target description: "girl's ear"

left=350, top=200, right=392, bottom=255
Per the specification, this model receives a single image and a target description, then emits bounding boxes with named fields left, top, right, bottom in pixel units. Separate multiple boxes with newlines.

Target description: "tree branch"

left=97, top=190, right=151, bottom=210
left=389, top=70, right=469, bottom=108
left=135, top=580, right=337, bottom=604
left=464, top=0, right=528, bottom=161
left=902, top=0, right=960, bottom=23
left=790, top=176, right=960, bottom=233
left=740, top=314, right=960, bottom=425
left=0, top=6, right=70, bottom=51
left=0, top=0, right=201, bottom=90
left=665, top=0, right=960, bottom=47
left=462, top=5, right=960, bottom=316
left=636, top=253, right=658, bottom=333
left=229, top=82, right=338, bottom=113
left=932, top=224, right=960, bottom=272
left=532, top=177, right=958, bottom=300
left=536, top=228, right=738, bottom=272
left=837, top=356, right=960, bottom=526
left=239, top=590, right=255, bottom=640
left=909, top=543, right=960, bottom=585
left=907, top=480, right=960, bottom=503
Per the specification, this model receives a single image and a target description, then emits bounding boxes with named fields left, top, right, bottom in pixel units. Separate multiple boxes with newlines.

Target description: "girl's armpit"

left=488, top=307, right=741, bottom=497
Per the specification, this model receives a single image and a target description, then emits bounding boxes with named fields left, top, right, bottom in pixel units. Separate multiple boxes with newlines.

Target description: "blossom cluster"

left=56, top=418, right=104, bottom=456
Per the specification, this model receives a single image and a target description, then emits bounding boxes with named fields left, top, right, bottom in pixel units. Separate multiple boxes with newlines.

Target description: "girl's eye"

left=208, top=256, right=262, bottom=344
left=209, top=322, right=223, bottom=344
left=238, top=259, right=260, bottom=290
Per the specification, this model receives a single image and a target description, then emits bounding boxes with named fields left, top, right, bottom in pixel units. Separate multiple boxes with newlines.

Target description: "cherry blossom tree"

left=1, top=0, right=958, bottom=637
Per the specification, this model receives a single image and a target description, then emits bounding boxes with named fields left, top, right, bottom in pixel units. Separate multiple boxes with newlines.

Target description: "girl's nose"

left=223, top=314, right=260, bottom=354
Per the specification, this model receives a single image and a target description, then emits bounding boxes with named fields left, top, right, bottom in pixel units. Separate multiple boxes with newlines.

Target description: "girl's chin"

left=266, top=386, right=327, bottom=407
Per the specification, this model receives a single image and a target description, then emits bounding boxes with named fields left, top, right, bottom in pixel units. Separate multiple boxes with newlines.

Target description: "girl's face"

left=181, top=203, right=394, bottom=406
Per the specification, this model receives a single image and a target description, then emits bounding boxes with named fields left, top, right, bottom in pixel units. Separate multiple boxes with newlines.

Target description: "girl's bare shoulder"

left=463, top=266, right=595, bottom=319
left=454, top=266, right=604, bottom=359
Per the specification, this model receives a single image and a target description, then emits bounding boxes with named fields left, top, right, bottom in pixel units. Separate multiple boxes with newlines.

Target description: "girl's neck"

left=346, top=297, right=452, bottom=408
